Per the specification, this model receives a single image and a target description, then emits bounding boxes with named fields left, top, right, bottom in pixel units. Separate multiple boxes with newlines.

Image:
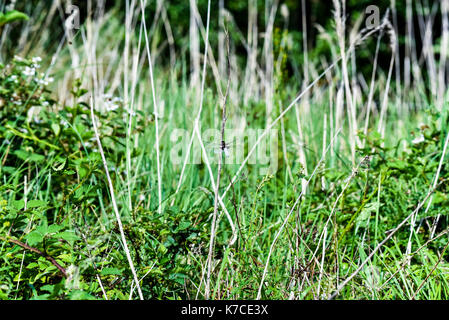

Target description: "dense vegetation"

left=1, top=0, right=449, bottom=300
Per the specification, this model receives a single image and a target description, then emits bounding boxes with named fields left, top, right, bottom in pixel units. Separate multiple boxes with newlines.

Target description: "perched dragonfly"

left=206, top=139, right=241, bottom=158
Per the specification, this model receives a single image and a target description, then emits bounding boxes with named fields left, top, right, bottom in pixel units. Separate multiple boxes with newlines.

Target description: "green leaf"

left=54, top=231, right=79, bottom=242
left=26, top=231, right=44, bottom=245
left=27, top=199, right=47, bottom=209
left=100, top=268, right=122, bottom=276
left=0, top=10, right=29, bottom=28
left=52, top=157, right=67, bottom=172
left=13, top=150, right=30, bottom=161
left=51, top=123, right=61, bottom=136
left=169, top=273, right=187, bottom=285
left=29, top=153, right=45, bottom=163
left=388, top=160, right=406, bottom=170
left=40, top=285, right=55, bottom=293
left=355, top=202, right=379, bottom=229
left=176, top=220, right=191, bottom=232
left=68, top=290, right=97, bottom=300
left=47, top=224, right=63, bottom=234
left=158, top=243, right=168, bottom=254
left=11, top=199, right=25, bottom=211
left=30, top=294, right=50, bottom=300
left=25, top=262, right=39, bottom=270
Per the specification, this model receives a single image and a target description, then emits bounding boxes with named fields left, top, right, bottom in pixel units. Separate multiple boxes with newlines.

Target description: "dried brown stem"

left=1, top=236, right=67, bottom=277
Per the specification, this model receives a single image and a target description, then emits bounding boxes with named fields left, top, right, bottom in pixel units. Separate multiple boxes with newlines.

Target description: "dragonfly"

left=206, top=139, right=241, bottom=158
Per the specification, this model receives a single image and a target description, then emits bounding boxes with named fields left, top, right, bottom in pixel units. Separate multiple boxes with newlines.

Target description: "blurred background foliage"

left=0, top=0, right=444, bottom=80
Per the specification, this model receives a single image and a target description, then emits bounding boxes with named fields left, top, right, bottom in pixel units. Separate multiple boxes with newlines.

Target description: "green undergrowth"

left=1, top=57, right=449, bottom=300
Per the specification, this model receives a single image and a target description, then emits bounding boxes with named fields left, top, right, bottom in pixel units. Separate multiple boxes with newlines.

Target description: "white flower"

left=412, top=134, right=425, bottom=145
left=31, top=57, right=41, bottom=69
left=22, top=66, right=36, bottom=77
left=112, top=97, right=123, bottom=104
left=106, top=103, right=119, bottom=112
left=9, top=75, right=19, bottom=84
left=126, top=109, right=136, bottom=116
left=280, top=4, right=289, bottom=19
left=27, top=106, right=42, bottom=123
left=102, top=94, right=122, bottom=112
left=37, top=76, right=53, bottom=86
left=38, top=73, right=54, bottom=86
left=32, top=57, right=42, bottom=64
left=13, top=55, right=24, bottom=62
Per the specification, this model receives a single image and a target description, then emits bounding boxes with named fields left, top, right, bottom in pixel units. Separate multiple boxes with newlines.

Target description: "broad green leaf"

left=26, top=230, right=44, bottom=245
left=176, top=220, right=191, bottom=232
left=68, top=290, right=97, bottom=300
left=27, top=199, right=47, bottom=209
left=40, top=285, right=55, bottom=293
left=47, top=224, right=63, bottom=234
left=0, top=10, right=29, bottom=28
left=51, top=123, right=60, bottom=136
left=29, top=153, right=45, bottom=163
left=52, top=157, right=67, bottom=171
left=388, top=160, right=406, bottom=170
left=100, top=268, right=122, bottom=276
left=355, top=202, right=379, bottom=229
left=54, top=231, right=79, bottom=242
left=11, top=199, right=24, bottom=210
left=26, top=262, right=39, bottom=269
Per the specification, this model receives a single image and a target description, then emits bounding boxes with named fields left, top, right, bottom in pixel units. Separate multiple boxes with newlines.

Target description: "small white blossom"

left=13, top=55, right=23, bottom=62
left=127, top=109, right=136, bottom=117
left=102, top=94, right=122, bottom=112
left=38, top=73, right=54, bottom=86
left=9, top=75, right=19, bottom=84
left=280, top=4, right=289, bottom=19
left=22, top=66, right=36, bottom=77
left=412, top=134, right=425, bottom=145
left=106, top=104, right=119, bottom=112
left=32, top=57, right=42, bottom=64
left=37, top=76, right=53, bottom=86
